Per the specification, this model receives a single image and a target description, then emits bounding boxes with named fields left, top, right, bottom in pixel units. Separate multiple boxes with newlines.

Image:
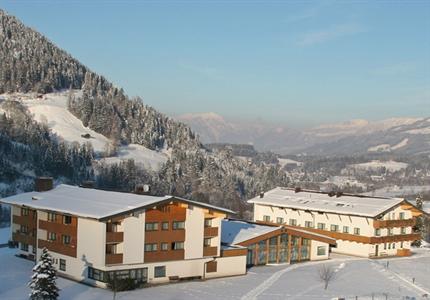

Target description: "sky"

left=1, top=0, right=430, bottom=127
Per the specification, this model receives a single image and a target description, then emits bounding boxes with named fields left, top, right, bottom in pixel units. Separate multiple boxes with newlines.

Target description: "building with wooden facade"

left=248, top=187, right=427, bottom=258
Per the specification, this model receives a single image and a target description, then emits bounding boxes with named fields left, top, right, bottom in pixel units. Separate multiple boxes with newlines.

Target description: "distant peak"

left=177, top=112, right=226, bottom=122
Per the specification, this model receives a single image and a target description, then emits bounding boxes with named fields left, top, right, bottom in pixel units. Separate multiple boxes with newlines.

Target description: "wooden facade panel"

left=106, top=232, right=124, bottom=243
left=13, top=214, right=37, bottom=229
left=39, top=220, right=78, bottom=237
left=38, top=239, right=77, bottom=258
left=396, top=249, right=411, bottom=257
left=145, top=203, right=186, bottom=222
left=105, top=253, right=123, bottom=265
left=221, top=248, right=248, bottom=257
left=145, top=230, right=185, bottom=243
left=204, top=226, right=219, bottom=237
left=12, top=232, right=36, bottom=246
left=206, top=261, right=217, bottom=273
left=370, top=233, right=421, bottom=243
left=373, top=219, right=415, bottom=228
left=144, top=250, right=185, bottom=263
left=203, top=246, right=218, bottom=257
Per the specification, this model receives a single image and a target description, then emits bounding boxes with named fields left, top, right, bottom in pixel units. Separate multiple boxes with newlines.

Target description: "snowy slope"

left=350, top=160, right=408, bottom=172
left=0, top=91, right=169, bottom=170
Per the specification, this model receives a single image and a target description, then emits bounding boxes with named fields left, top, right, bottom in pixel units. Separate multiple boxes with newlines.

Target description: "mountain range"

left=177, top=112, right=430, bottom=156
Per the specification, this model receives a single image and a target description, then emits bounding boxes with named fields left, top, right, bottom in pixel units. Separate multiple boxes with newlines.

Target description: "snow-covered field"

left=1, top=92, right=169, bottom=171
left=350, top=160, right=408, bottom=172
left=1, top=246, right=429, bottom=300
left=363, top=185, right=430, bottom=198
left=278, top=158, right=303, bottom=168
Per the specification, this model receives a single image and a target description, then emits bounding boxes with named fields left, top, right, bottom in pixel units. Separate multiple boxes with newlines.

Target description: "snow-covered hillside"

left=350, top=160, right=408, bottom=172
left=0, top=92, right=169, bottom=171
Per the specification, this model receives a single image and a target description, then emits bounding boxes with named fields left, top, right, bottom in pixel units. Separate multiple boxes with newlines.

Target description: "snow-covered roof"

left=248, top=187, right=405, bottom=218
left=221, top=219, right=281, bottom=245
left=0, top=184, right=234, bottom=220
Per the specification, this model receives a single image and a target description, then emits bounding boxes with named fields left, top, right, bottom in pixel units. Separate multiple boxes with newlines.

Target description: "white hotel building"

left=249, top=187, right=425, bottom=258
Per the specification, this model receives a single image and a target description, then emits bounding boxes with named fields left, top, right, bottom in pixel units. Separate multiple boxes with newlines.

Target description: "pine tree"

left=28, top=248, right=60, bottom=300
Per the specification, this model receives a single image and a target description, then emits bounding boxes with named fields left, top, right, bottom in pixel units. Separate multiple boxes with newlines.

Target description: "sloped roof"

left=0, top=184, right=234, bottom=220
left=248, top=187, right=405, bottom=218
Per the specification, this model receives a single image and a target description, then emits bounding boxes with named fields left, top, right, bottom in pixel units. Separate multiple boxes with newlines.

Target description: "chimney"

left=295, top=187, right=301, bottom=193
left=259, top=192, right=264, bottom=198
left=81, top=181, right=95, bottom=189
left=328, top=191, right=336, bottom=197
left=336, top=191, right=343, bottom=198
left=35, top=177, right=53, bottom=192
left=135, top=184, right=151, bottom=195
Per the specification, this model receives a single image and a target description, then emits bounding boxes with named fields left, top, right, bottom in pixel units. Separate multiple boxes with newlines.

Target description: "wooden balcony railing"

left=145, top=229, right=185, bottom=243
left=221, top=248, right=248, bottom=257
left=12, top=232, right=36, bottom=246
left=144, top=249, right=185, bottom=263
left=38, top=239, right=77, bottom=257
left=39, top=220, right=77, bottom=236
left=105, top=253, right=123, bottom=265
left=370, top=233, right=421, bottom=243
left=203, top=246, right=218, bottom=257
left=204, top=227, right=219, bottom=237
left=373, top=219, right=415, bottom=228
left=12, top=215, right=37, bottom=228
left=106, top=232, right=124, bottom=243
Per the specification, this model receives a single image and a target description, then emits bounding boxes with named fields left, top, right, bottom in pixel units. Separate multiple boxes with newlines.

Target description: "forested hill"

left=0, top=9, right=288, bottom=214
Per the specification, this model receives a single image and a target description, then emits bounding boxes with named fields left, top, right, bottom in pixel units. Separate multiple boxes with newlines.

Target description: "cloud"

left=296, top=23, right=366, bottom=46
left=284, top=1, right=335, bottom=24
left=178, top=61, right=221, bottom=79
left=371, top=62, right=417, bottom=76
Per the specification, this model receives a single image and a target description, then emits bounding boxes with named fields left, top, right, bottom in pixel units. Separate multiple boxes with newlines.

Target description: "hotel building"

left=248, top=187, right=425, bottom=258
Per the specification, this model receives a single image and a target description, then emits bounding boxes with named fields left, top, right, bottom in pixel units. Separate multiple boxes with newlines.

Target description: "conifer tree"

left=28, top=248, right=59, bottom=300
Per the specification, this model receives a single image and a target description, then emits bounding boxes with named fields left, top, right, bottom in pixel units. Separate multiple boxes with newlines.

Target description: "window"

left=375, top=228, right=381, bottom=236
left=145, top=222, right=159, bottom=231
left=48, top=232, right=56, bottom=241
left=62, top=235, right=71, bottom=245
left=263, top=215, right=271, bottom=222
left=384, top=243, right=387, bottom=250
left=387, top=228, right=393, bottom=236
left=145, top=243, right=158, bottom=252
left=106, top=244, right=117, bottom=254
left=59, top=259, right=66, bottom=271
left=172, top=221, right=185, bottom=230
left=21, top=207, right=29, bottom=216
left=399, top=212, right=405, bottom=220
left=343, top=226, right=349, bottom=233
left=161, top=243, right=169, bottom=251
left=305, top=221, right=313, bottom=228
left=388, top=243, right=391, bottom=249
left=354, top=228, right=360, bottom=235
left=317, top=246, right=326, bottom=256
left=47, top=212, right=56, bottom=222
left=289, top=219, right=297, bottom=226
left=172, top=242, right=184, bottom=250
left=330, top=225, right=339, bottom=232
left=154, top=266, right=166, bottom=278
left=317, top=223, right=325, bottom=230
left=204, top=218, right=212, bottom=227
left=400, top=241, right=404, bottom=248
left=63, top=215, right=72, bottom=225
left=277, top=217, right=284, bottom=224
left=204, top=238, right=211, bottom=247
left=161, top=222, right=169, bottom=230
left=88, top=267, right=106, bottom=282
left=20, top=243, right=29, bottom=251
left=20, top=225, right=29, bottom=234
left=401, top=227, right=406, bottom=234
left=392, top=243, right=396, bottom=249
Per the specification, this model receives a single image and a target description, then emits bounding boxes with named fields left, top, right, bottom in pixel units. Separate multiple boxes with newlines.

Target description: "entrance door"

left=375, top=245, right=379, bottom=257
left=247, top=249, right=254, bottom=266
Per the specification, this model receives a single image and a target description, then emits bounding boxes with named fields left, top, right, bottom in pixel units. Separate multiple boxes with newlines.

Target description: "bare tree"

left=318, top=264, right=336, bottom=290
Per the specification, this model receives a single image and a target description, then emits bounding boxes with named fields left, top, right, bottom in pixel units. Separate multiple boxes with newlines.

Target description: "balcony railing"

left=105, top=253, right=123, bottom=265
left=106, top=232, right=124, bottom=243
left=39, top=220, right=77, bottom=236
left=145, top=229, right=185, bottom=243
left=370, top=233, right=421, bottom=243
left=12, top=215, right=36, bottom=228
left=12, top=232, right=36, bottom=246
left=144, top=249, right=185, bottom=263
left=373, top=219, right=415, bottom=228
left=203, top=246, right=218, bottom=257
left=204, top=227, right=219, bottom=237
left=38, top=239, right=77, bottom=257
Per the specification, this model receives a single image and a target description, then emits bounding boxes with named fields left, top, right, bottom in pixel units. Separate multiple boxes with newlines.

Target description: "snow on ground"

left=322, top=176, right=366, bottom=189
left=406, top=127, right=430, bottom=135
left=1, top=91, right=169, bottom=170
left=351, top=160, right=408, bottom=172
left=278, top=158, right=303, bottom=168
left=0, top=227, right=10, bottom=244
left=363, top=185, right=430, bottom=198
left=98, top=144, right=168, bottom=171
left=367, top=138, right=409, bottom=153
left=423, top=201, right=430, bottom=214
left=1, top=247, right=429, bottom=300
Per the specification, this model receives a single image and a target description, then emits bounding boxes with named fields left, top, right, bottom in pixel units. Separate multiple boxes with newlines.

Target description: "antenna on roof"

left=259, top=192, right=264, bottom=198
left=295, top=187, right=301, bottom=193
left=328, top=191, right=336, bottom=197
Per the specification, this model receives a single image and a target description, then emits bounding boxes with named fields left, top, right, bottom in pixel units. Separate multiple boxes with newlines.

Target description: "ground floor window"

left=20, top=243, right=28, bottom=252
left=59, top=259, right=66, bottom=271
left=317, top=246, right=326, bottom=256
left=154, top=266, right=166, bottom=278
left=88, top=267, right=148, bottom=283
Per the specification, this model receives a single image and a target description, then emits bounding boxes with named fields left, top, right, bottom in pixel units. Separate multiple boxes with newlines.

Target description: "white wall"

left=184, top=206, right=204, bottom=259
left=123, top=210, right=145, bottom=264
left=310, top=240, right=329, bottom=261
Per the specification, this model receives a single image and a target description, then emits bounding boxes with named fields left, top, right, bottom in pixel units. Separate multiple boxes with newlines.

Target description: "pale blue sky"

left=1, top=0, right=429, bottom=127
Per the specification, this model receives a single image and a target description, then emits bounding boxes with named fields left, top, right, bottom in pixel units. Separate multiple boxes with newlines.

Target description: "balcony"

left=106, top=232, right=124, bottom=244
left=370, top=233, right=421, bottom=243
left=204, top=227, right=219, bottom=237
left=38, top=239, right=77, bottom=257
left=373, top=219, right=415, bottom=229
left=203, top=246, right=218, bottom=257
left=12, top=215, right=36, bottom=228
left=39, top=220, right=77, bottom=236
left=145, top=229, right=185, bottom=243
left=12, top=232, right=36, bottom=246
left=105, top=253, right=123, bottom=265
left=144, top=249, right=185, bottom=263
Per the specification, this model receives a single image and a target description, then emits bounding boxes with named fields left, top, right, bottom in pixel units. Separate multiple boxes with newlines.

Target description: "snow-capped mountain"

left=178, top=112, right=429, bottom=156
